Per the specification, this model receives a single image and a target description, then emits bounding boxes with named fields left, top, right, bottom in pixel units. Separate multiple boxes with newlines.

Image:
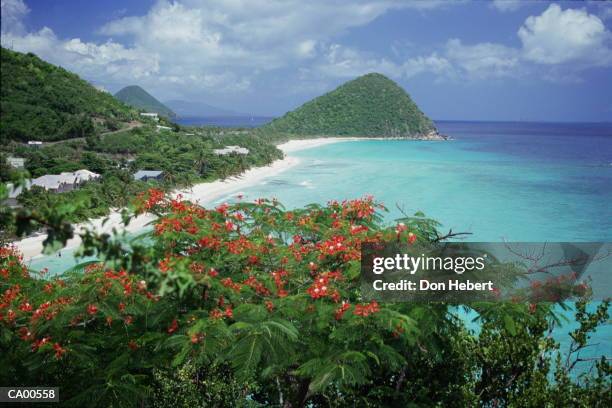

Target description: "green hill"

left=0, top=47, right=136, bottom=142
left=263, top=73, right=443, bottom=139
left=115, top=85, right=175, bottom=119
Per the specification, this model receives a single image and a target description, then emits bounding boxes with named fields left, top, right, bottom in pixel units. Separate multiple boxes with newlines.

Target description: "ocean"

left=28, top=120, right=612, bottom=366
left=213, top=121, right=612, bottom=242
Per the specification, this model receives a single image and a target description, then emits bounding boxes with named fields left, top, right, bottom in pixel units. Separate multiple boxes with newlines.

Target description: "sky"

left=1, top=0, right=611, bottom=121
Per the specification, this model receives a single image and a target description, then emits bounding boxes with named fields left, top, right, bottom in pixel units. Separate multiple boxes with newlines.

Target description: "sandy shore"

left=15, top=138, right=351, bottom=261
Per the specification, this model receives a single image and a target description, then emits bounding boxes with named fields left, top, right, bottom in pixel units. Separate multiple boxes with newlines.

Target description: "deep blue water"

left=175, top=116, right=273, bottom=127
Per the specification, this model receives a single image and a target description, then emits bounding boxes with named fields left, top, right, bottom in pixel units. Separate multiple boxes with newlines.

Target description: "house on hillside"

left=27, top=141, right=43, bottom=148
left=140, top=112, right=159, bottom=121
left=32, top=169, right=101, bottom=193
left=156, top=125, right=172, bottom=132
left=3, top=170, right=99, bottom=205
left=134, top=170, right=164, bottom=182
left=7, top=156, right=25, bottom=169
left=213, top=145, right=250, bottom=155
left=4, top=181, right=32, bottom=207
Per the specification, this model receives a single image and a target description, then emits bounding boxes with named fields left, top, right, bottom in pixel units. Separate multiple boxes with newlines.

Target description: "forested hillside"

left=0, top=47, right=136, bottom=142
left=115, top=85, right=176, bottom=119
left=263, top=73, right=441, bottom=139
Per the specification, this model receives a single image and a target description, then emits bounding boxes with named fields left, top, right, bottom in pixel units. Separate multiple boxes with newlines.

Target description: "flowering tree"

left=1, top=191, right=610, bottom=407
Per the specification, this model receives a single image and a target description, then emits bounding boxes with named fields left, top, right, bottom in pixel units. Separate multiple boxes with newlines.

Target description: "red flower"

left=87, top=304, right=98, bottom=315
left=334, top=301, right=351, bottom=320
left=53, top=343, right=67, bottom=359
left=395, top=223, right=408, bottom=235
left=353, top=301, right=380, bottom=317
left=216, top=203, right=230, bottom=215
left=224, top=307, right=233, bottom=319
left=265, top=300, right=274, bottom=312
left=407, top=232, right=417, bottom=245
left=221, top=278, right=241, bottom=292
left=167, top=319, right=179, bottom=334
left=209, top=309, right=223, bottom=319
left=32, top=336, right=51, bottom=351
left=138, top=188, right=165, bottom=211
left=307, top=283, right=328, bottom=299
left=248, top=255, right=259, bottom=265
left=19, top=301, right=32, bottom=312
left=18, top=327, right=32, bottom=341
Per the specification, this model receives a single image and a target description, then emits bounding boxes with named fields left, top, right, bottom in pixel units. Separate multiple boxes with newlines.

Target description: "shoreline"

left=15, top=137, right=352, bottom=261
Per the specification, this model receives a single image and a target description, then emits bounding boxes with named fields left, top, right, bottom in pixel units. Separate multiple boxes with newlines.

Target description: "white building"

left=140, top=112, right=159, bottom=121
left=156, top=125, right=172, bottom=131
left=134, top=170, right=164, bottom=181
left=32, top=169, right=100, bottom=193
left=4, top=181, right=32, bottom=207
left=213, top=145, right=250, bottom=155
left=27, top=141, right=43, bottom=148
left=7, top=157, right=25, bottom=168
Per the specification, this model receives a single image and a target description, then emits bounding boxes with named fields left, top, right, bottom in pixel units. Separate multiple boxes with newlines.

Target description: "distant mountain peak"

left=163, top=99, right=245, bottom=118
left=263, top=72, right=442, bottom=139
left=115, top=85, right=175, bottom=118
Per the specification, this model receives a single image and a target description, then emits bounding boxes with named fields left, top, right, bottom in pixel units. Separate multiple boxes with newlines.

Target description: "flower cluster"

left=136, top=188, right=165, bottom=212
left=353, top=301, right=380, bottom=317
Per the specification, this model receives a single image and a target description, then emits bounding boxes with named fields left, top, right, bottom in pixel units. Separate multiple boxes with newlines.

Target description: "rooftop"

left=134, top=170, right=163, bottom=180
left=32, top=169, right=100, bottom=190
left=6, top=180, right=32, bottom=199
left=7, top=157, right=25, bottom=168
left=213, top=145, right=250, bottom=155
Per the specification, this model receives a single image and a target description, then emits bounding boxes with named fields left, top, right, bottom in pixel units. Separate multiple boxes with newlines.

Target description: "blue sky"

left=2, top=0, right=611, bottom=121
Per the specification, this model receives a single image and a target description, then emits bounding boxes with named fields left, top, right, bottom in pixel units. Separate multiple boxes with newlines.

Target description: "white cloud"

left=310, top=39, right=519, bottom=82
left=311, top=43, right=403, bottom=78
left=98, top=0, right=448, bottom=70
left=1, top=26, right=160, bottom=82
left=1, top=0, right=458, bottom=100
left=444, top=38, right=520, bottom=78
left=490, top=0, right=525, bottom=13
left=0, top=0, right=29, bottom=34
left=1, top=0, right=610, bottom=108
left=518, top=4, right=612, bottom=65
left=402, top=53, right=453, bottom=78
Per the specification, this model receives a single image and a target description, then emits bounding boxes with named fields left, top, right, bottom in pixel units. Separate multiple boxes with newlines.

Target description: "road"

left=37, top=121, right=144, bottom=146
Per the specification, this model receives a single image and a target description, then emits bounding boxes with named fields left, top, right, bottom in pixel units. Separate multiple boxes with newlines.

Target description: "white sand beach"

left=14, top=138, right=351, bottom=261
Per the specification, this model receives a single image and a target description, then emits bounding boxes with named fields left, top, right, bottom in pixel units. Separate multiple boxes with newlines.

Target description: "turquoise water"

left=212, top=123, right=612, bottom=242
left=28, top=121, right=612, bottom=368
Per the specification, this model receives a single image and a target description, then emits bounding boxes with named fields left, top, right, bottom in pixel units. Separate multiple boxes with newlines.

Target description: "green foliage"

left=0, top=47, right=135, bottom=142
left=152, top=362, right=260, bottom=407
left=1, top=196, right=609, bottom=407
left=115, top=85, right=176, bottom=119
left=261, top=73, right=437, bottom=139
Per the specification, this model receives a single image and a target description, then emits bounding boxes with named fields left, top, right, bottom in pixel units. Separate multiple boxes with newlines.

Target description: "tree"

left=1, top=193, right=609, bottom=407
